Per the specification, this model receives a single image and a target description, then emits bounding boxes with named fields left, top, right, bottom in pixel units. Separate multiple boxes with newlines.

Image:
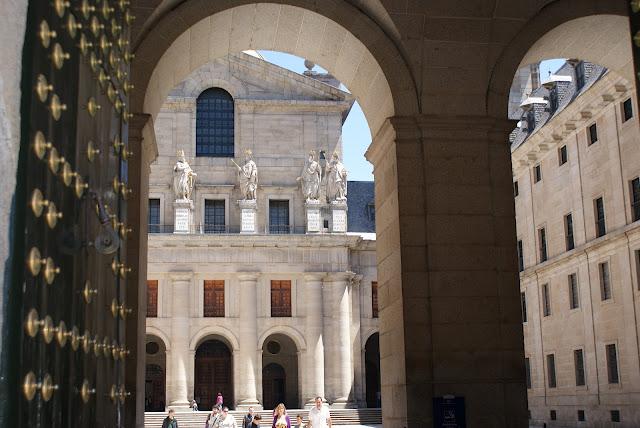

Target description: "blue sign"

left=433, top=396, right=466, bottom=428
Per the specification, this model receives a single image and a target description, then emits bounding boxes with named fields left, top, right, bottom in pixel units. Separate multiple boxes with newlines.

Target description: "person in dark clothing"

left=243, top=407, right=255, bottom=428
left=251, top=414, right=262, bottom=427
left=162, top=409, right=178, bottom=428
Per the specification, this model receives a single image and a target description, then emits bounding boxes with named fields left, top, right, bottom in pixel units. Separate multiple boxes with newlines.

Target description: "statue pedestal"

left=330, top=200, right=348, bottom=233
left=173, top=199, right=193, bottom=233
left=238, top=199, right=257, bottom=234
left=305, top=200, right=321, bottom=233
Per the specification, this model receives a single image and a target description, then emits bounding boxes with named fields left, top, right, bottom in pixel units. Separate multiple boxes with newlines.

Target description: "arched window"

left=196, top=88, right=234, bottom=157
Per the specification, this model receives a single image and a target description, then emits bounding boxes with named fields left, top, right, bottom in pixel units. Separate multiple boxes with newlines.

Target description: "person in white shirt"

left=307, top=397, right=331, bottom=428
left=219, top=407, right=238, bottom=428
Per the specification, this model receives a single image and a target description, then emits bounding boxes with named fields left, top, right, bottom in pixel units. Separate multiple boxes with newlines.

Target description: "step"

left=145, top=408, right=382, bottom=428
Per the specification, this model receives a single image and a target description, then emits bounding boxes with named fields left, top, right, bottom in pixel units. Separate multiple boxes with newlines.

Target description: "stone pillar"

left=173, top=199, right=194, bottom=233
left=330, top=201, right=348, bottom=233
left=167, top=272, right=193, bottom=409
left=305, top=200, right=322, bottom=233
left=238, top=199, right=258, bottom=234
left=365, top=116, right=527, bottom=427
left=323, top=272, right=354, bottom=407
left=125, top=113, right=158, bottom=427
left=303, top=273, right=326, bottom=406
left=236, top=273, right=261, bottom=409
left=350, top=275, right=364, bottom=407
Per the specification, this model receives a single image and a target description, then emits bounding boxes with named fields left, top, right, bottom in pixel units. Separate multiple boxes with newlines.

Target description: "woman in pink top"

left=216, top=392, right=224, bottom=407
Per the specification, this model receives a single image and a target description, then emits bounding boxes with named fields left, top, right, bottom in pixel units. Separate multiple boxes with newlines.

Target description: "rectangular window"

left=594, top=197, right=606, bottom=238
left=575, top=61, right=585, bottom=90
left=521, top=292, right=527, bottom=323
left=534, top=164, right=542, bottom=183
left=542, top=283, right=551, bottom=317
left=271, top=280, right=292, bottom=317
left=568, top=273, right=579, bottom=309
left=203, top=280, right=225, bottom=317
left=269, top=200, right=290, bottom=234
left=547, top=354, right=557, bottom=388
left=204, top=199, right=225, bottom=233
left=565, top=213, right=575, bottom=251
left=372, top=281, right=379, bottom=318
left=631, top=178, right=640, bottom=222
left=550, top=410, right=557, bottom=421
left=599, top=262, right=611, bottom=301
left=578, top=410, right=585, bottom=422
left=513, top=181, right=519, bottom=197
left=574, top=349, right=586, bottom=386
left=611, top=410, right=621, bottom=422
left=623, top=98, right=633, bottom=122
left=559, top=145, right=568, bottom=165
left=149, top=198, right=160, bottom=233
left=606, top=344, right=619, bottom=384
left=147, top=280, right=158, bottom=318
left=525, top=357, right=532, bottom=389
left=588, top=123, right=598, bottom=145
left=517, top=240, right=524, bottom=272
left=538, top=227, right=548, bottom=262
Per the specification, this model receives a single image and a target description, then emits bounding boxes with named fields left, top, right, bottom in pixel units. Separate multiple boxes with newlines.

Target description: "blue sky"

left=258, top=51, right=374, bottom=181
left=258, top=51, right=568, bottom=181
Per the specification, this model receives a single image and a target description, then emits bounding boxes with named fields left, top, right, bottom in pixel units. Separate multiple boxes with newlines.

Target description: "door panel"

left=14, top=1, right=134, bottom=426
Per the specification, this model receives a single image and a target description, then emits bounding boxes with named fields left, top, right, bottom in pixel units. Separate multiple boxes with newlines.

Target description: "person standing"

left=161, top=409, right=179, bottom=428
left=272, top=403, right=291, bottom=428
left=243, top=407, right=255, bottom=428
left=219, top=407, right=238, bottom=428
left=251, top=415, right=262, bottom=427
left=206, top=406, right=222, bottom=428
left=307, top=397, right=331, bottom=428
left=216, top=392, right=224, bottom=408
left=293, top=415, right=306, bottom=428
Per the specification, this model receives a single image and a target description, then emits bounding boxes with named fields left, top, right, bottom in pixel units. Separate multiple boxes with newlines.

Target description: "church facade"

left=143, top=52, right=379, bottom=412
left=512, top=61, right=640, bottom=425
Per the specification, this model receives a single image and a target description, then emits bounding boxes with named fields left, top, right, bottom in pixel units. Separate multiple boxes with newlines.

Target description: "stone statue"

left=297, top=150, right=321, bottom=201
left=233, top=149, right=258, bottom=200
left=326, top=152, right=347, bottom=202
left=173, top=150, right=197, bottom=200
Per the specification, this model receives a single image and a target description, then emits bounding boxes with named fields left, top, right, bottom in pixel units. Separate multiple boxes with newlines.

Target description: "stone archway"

left=195, top=339, right=234, bottom=410
left=145, top=335, right=168, bottom=411
left=364, top=333, right=380, bottom=409
left=262, top=334, right=299, bottom=410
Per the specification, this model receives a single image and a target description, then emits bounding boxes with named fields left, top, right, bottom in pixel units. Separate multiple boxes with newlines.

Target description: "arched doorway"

left=145, top=336, right=167, bottom=411
left=195, top=339, right=233, bottom=410
left=364, top=333, right=380, bottom=408
left=145, top=364, right=165, bottom=411
left=262, top=363, right=286, bottom=410
left=262, top=334, right=299, bottom=409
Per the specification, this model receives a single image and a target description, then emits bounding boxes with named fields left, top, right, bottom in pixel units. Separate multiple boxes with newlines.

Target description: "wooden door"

left=262, top=363, right=286, bottom=410
left=194, top=341, right=232, bottom=410
left=12, top=1, right=134, bottom=427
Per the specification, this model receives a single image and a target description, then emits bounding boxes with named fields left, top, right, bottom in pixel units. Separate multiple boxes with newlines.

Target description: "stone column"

left=303, top=273, right=326, bottom=406
left=167, top=272, right=193, bottom=408
left=125, top=113, right=158, bottom=427
left=236, top=273, right=261, bottom=409
left=364, top=116, right=527, bottom=427
left=350, top=275, right=364, bottom=406
left=323, top=272, right=354, bottom=407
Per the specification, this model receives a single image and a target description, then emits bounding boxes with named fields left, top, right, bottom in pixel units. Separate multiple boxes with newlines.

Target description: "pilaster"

left=303, top=272, right=326, bottom=406
left=236, top=272, right=261, bottom=409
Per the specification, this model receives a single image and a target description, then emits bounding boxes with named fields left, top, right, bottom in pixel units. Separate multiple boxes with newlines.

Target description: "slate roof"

left=346, top=181, right=375, bottom=233
left=510, top=61, right=607, bottom=149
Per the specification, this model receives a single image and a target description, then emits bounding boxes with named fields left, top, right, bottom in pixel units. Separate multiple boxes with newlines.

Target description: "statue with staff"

left=297, top=150, right=321, bottom=201
left=232, top=149, right=258, bottom=200
left=173, top=149, right=197, bottom=200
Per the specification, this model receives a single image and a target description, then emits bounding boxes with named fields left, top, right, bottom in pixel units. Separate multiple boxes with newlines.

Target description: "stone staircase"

left=145, top=408, right=382, bottom=427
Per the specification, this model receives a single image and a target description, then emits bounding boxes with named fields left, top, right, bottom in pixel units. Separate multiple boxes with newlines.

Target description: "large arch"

left=258, top=325, right=307, bottom=353
left=189, top=325, right=240, bottom=352
left=487, top=1, right=629, bottom=118
left=262, top=333, right=300, bottom=409
left=146, top=326, right=172, bottom=351
left=132, top=2, right=419, bottom=138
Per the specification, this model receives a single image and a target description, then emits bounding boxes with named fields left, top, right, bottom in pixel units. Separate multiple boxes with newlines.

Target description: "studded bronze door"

left=11, top=1, right=135, bottom=427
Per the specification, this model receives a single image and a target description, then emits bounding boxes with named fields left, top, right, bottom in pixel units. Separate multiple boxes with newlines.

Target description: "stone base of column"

left=167, top=400, right=191, bottom=410
left=329, top=398, right=356, bottom=409
left=235, top=400, right=263, bottom=411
